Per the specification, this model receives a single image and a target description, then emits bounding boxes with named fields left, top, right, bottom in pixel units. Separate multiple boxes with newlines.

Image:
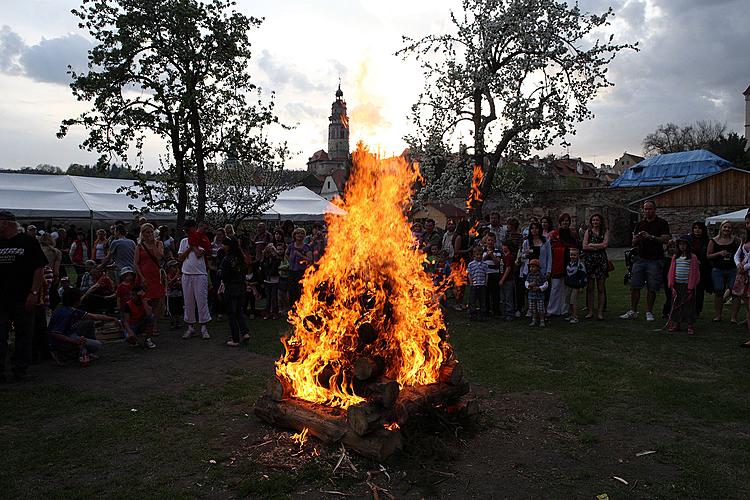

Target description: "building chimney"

left=745, top=84, right=750, bottom=151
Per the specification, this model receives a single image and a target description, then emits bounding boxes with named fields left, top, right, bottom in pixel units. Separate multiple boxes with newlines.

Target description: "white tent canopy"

left=706, top=208, right=749, bottom=225
left=0, top=172, right=344, bottom=221
left=261, top=186, right=345, bottom=221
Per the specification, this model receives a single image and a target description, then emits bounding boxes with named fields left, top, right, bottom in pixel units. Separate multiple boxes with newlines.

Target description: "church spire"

left=328, top=84, right=349, bottom=161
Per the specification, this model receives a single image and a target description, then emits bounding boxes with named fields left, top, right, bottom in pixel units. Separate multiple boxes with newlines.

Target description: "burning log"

left=347, top=402, right=385, bottom=436
left=392, top=382, right=469, bottom=426
left=367, top=379, right=400, bottom=409
left=438, top=360, right=464, bottom=386
left=357, top=322, right=378, bottom=345
left=353, top=356, right=385, bottom=381
left=316, top=364, right=335, bottom=389
left=254, top=396, right=402, bottom=462
left=267, top=376, right=292, bottom=402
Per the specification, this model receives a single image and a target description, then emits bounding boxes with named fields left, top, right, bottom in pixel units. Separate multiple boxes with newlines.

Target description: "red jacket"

left=667, top=254, right=700, bottom=290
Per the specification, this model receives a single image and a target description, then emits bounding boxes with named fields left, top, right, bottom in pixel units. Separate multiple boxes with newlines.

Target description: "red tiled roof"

left=308, top=149, right=329, bottom=162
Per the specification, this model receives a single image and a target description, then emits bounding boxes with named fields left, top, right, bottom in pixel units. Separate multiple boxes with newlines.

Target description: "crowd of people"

left=2, top=199, right=750, bottom=381
left=0, top=211, right=327, bottom=379
left=416, top=202, right=750, bottom=340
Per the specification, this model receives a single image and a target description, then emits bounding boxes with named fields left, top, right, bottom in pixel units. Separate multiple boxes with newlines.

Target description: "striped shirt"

left=674, top=256, right=690, bottom=284
left=467, top=260, right=489, bottom=286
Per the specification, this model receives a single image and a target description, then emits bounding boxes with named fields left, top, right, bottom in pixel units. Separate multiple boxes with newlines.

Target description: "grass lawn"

left=2, top=262, right=750, bottom=499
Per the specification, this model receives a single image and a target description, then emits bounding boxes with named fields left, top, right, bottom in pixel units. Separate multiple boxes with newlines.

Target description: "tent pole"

left=89, top=210, right=94, bottom=256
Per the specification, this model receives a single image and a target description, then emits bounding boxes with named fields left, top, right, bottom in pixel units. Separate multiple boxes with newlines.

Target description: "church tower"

left=328, top=84, right=350, bottom=161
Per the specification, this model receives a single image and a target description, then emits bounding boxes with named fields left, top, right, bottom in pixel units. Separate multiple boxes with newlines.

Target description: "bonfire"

left=255, top=144, right=471, bottom=461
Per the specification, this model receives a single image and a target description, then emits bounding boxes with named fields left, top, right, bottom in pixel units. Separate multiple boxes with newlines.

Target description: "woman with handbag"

left=582, top=213, right=610, bottom=320
left=134, top=223, right=166, bottom=335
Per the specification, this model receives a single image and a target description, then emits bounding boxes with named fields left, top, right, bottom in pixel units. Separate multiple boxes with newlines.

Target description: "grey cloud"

left=258, top=49, right=328, bottom=93
left=565, top=0, right=750, bottom=160
left=285, top=101, right=326, bottom=121
left=0, top=25, right=92, bottom=85
left=0, top=25, right=25, bottom=74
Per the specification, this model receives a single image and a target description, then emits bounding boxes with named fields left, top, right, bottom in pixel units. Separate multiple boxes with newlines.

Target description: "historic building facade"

left=307, top=85, right=350, bottom=177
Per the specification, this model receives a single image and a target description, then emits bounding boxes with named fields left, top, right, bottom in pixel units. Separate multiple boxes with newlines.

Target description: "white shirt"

left=178, top=237, right=207, bottom=275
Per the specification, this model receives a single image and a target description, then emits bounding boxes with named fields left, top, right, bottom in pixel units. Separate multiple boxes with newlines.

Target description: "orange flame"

left=466, top=164, right=485, bottom=211
left=291, top=427, right=309, bottom=447
left=275, top=143, right=453, bottom=408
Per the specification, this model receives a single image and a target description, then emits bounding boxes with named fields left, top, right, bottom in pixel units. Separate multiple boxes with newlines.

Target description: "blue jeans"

left=711, top=267, right=737, bottom=293
left=265, top=281, right=279, bottom=314
left=226, top=292, right=249, bottom=343
left=500, top=280, right=515, bottom=319
left=630, top=256, right=663, bottom=291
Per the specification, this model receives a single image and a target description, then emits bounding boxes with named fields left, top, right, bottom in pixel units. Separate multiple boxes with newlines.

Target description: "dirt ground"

left=10, top=320, right=708, bottom=500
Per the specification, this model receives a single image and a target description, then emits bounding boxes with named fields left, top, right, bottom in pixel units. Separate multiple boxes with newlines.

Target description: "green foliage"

left=58, top=0, right=288, bottom=226
left=399, top=0, right=636, bottom=215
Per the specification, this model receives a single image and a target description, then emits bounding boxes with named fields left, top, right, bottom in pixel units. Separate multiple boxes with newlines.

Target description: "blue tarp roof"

left=610, top=149, right=733, bottom=188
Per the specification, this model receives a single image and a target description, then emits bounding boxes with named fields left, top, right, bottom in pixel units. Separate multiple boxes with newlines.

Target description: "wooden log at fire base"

left=254, top=396, right=402, bottom=462
left=438, top=360, right=464, bottom=386
left=347, top=402, right=386, bottom=436
left=268, top=376, right=292, bottom=402
left=353, top=356, right=385, bottom=381
left=391, top=382, right=469, bottom=426
left=367, top=379, right=400, bottom=409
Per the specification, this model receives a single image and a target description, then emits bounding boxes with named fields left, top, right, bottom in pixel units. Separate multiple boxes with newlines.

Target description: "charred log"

left=254, top=396, right=402, bottom=462
left=391, top=382, right=469, bottom=426
left=357, top=322, right=378, bottom=345
left=438, top=360, right=464, bottom=386
left=353, top=356, right=385, bottom=381
left=347, top=402, right=386, bottom=436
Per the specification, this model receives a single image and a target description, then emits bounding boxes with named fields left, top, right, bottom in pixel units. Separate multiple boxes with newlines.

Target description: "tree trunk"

left=189, top=99, right=207, bottom=223
left=170, top=115, right=188, bottom=230
left=471, top=89, right=486, bottom=219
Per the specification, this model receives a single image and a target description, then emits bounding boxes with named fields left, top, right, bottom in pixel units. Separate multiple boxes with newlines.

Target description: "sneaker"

left=687, top=325, right=695, bottom=335
left=226, top=340, right=240, bottom=347
left=514, top=311, right=521, bottom=318
left=182, top=325, right=195, bottom=339
left=646, top=312, right=655, bottom=322
left=144, top=338, right=157, bottom=349
left=619, top=310, right=638, bottom=320
left=539, top=320, right=546, bottom=328
left=201, top=330, right=210, bottom=340
left=569, top=317, right=579, bottom=324
left=241, top=333, right=251, bottom=342
left=529, top=320, right=537, bottom=327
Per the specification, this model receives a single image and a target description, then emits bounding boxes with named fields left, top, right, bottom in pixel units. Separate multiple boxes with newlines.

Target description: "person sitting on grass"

left=667, top=236, right=700, bottom=335
left=525, top=259, right=549, bottom=327
left=563, top=247, right=587, bottom=324
left=467, top=246, right=488, bottom=321
left=81, top=266, right=116, bottom=313
left=122, top=285, right=156, bottom=349
left=79, top=260, right=97, bottom=293
left=48, top=288, right=120, bottom=364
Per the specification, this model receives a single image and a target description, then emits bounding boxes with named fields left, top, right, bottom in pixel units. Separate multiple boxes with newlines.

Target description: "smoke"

left=349, top=58, right=391, bottom=141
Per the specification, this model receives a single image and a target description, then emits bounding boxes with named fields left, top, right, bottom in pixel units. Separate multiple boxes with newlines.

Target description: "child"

left=467, top=246, right=489, bottom=320
left=48, top=288, right=119, bottom=365
left=261, top=244, right=281, bottom=319
left=563, top=247, right=587, bottom=324
left=166, top=260, right=183, bottom=330
left=667, top=236, right=700, bottom=334
left=499, top=242, right=516, bottom=321
left=116, top=266, right=135, bottom=312
left=122, top=285, right=156, bottom=348
left=79, top=260, right=97, bottom=293
left=525, top=259, right=549, bottom=327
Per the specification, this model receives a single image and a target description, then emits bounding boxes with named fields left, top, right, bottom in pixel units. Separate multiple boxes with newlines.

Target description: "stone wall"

left=443, top=186, right=745, bottom=246
left=480, top=186, right=661, bottom=246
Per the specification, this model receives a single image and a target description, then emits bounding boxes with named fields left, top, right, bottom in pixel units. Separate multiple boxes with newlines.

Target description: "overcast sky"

left=0, top=0, right=747, bottom=171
